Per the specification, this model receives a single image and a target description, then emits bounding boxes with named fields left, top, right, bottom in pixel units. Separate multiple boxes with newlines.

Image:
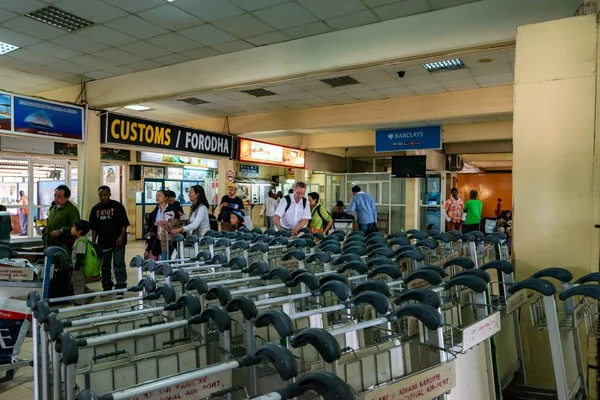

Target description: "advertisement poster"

left=238, top=138, right=305, bottom=168
left=13, top=96, right=84, bottom=142
left=101, top=147, right=130, bottom=161
left=54, top=142, right=78, bottom=156
left=143, top=167, right=164, bottom=179
left=0, top=93, right=11, bottom=132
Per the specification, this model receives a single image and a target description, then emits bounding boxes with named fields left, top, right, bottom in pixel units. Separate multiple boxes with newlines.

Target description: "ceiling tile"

left=180, top=24, right=237, bottom=46
left=351, top=70, right=393, bottom=83
left=0, top=9, right=18, bottom=23
left=308, top=88, right=342, bottom=97
left=298, top=0, right=366, bottom=19
left=430, top=0, right=479, bottom=9
left=372, top=0, right=432, bottom=21
left=320, top=94, right=357, bottom=102
left=440, top=77, right=478, bottom=88
left=364, top=80, right=403, bottom=90
left=92, top=48, right=144, bottom=64
left=85, top=70, right=115, bottom=80
left=376, top=86, right=412, bottom=96
left=246, top=31, right=289, bottom=46
left=265, top=84, right=297, bottom=94
left=175, top=0, right=245, bottom=22
left=291, top=80, right=330, bottom=91
left=475, top=73, right=513, bottom=84
left=119, top=41, right=172, bottom=58
left=406, top=82, right=446, bottom=93
left=253, top=2, right=318, bottom=30
left=27, top=42, right=82, bottom=59
left=102, top=0, right=166, bottom=13
left=211, top=39, right=255, bottom=53
left=362, top=0, right=398, bottom=6
left=105, top=16, right=169, bottom=40
left=263, top=94, right=290, bottom=102
left=432, top=68, right=473, bottom=81
left=104, top=65, right=136, bottom=75
left=397, top=74, right=436, bottom=85
left=214, top=14, right=276, bottom=38
left=3, top=17, right=67, bottom=40
left=285, top=92, right=315, bottom=100
left=147, top=33, right=201, bottom=53
left=326, top=10, right=378, bottom=30
left=138, top=5, right=204, bottom=30
left=51, top=34, right=108, bottom=53
left=54, top=0, right=129, bottom=23
left=70, top=54, right=118, bottom=69
left=219, top=91, right=253, bottom=100
left=350, top=91, right=387, bottom=100
left=1, top=0, right=46, bottom=13
left=77, top=25, right=137, bottom=46
left=282, top=21, right=331, bottom=39
left=181, top=47, right=221, bottom=60
left=461, top=51, right=510, bottom=67
left=470, top=63, right=512, bottom=77
left=152, top=54, right=191, bottom=66
left=47, top=60, right=96, bottom=74
left=505, top=49, right=515, bottom=62
left=229, top=0, right=289, bottom=11
left=302, top=97, right=332, bottom=106
left=445, top=84, right=480, bottom=92
left=127, top=59, right=163, bottom=71
left=7, top=49, right=60, bottom=65
left=335, top=83, right=373, bottom=93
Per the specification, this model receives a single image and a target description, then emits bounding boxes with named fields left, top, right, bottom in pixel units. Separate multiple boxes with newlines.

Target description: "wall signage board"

left=13, top=95, right=85, bottom=142
left=238, top=138, right=305, bottom=168
left=239, top=164, right=259, bottom=178
left=375, top=126, right=442, bottom=152
left=0, top=92, right=11, bottom=133
left=102, top=113, right=233, bottom=158
left=139, top=151, right=218, bottom=168
left=101, top=148, right=131, bottom=161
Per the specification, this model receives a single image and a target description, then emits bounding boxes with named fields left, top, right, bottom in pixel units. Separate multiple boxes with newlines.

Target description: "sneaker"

left=116, top=292, right=124, bottom=300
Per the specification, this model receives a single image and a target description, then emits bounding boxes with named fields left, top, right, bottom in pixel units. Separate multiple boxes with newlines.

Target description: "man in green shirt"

left=44, top=185, right=80, bottom=248
left=463, top=190, right=483, bottom=234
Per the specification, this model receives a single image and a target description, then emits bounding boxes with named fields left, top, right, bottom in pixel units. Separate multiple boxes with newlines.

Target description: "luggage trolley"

left=508, top=277, right=599, bottom=400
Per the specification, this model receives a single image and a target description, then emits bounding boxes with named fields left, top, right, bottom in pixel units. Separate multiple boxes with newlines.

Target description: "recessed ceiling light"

left=320, top=76, right=359, bottom=88
left=478, top=58, right=493, bottom=63
left=26, top=6, right=94, bottom=32
left=124, top=105, right=152, bottom=111
left=0, top=41, right=19, bottom=55
left=422, top=58, right=465, bottom=73
left=242, top=88, right=276, bottom=97
left=177, top=97, right=210, bottom=105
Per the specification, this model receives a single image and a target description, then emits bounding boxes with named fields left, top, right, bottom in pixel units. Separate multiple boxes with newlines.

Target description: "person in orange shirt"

left=442, top=188, right=464, bottom=232
left=17, top=190, right=27, bottom=236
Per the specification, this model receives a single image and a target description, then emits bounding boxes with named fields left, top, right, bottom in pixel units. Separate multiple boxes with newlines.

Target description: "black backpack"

left=283, top=195, right=307, bottom=213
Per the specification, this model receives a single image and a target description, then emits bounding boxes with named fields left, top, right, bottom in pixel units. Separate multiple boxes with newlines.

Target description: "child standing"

left=71, top=220, right=101, bottom=303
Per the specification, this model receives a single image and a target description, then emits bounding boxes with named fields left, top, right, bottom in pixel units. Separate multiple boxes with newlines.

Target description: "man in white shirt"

left=273, top=182, right=311, bottom=235
left=260, top=191, right=278, bottom=229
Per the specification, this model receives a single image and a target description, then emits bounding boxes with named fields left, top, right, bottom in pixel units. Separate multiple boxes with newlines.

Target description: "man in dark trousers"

left=89, top=186, right=130, bottom=297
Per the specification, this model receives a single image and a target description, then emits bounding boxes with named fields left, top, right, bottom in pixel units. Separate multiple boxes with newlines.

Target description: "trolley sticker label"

left=363, top=360, right=456, bottom=400
left=462, top=311, right=501, bottom=351
left=0, top=267, right=34, bottom=281
left=574, top=302, right=585, bottom=328
left=407, top=279, right=431, bottom=290
left=505, top=290, right=528, bottom=315
left=127, top=370, right=232, bottom=400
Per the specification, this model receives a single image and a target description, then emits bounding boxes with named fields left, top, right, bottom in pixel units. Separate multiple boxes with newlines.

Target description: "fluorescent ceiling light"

left=422, top=58, right=465, bottom=73
left=124, top=105, right=152, bottom=111
left=0, top=41, right=19, bottom=55
left=26, top=6, right=94, bottom=32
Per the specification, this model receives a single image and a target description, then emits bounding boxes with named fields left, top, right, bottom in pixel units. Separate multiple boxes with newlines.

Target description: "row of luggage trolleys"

left=27, top=227, right=594, bottom=400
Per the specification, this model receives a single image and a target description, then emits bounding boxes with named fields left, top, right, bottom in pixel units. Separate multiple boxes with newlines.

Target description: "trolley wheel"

left=0, top=368, right=16, bottom=383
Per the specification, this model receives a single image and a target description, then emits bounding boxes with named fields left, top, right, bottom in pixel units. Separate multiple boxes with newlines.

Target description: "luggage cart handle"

left=291, top=328, right=341, bottom=362
left=34, top=300, right=51, bottom=323
left=193, top=250, right=212, bottom=262
left=531, top=268, right=573, bottom=283
left=27, top=290, right=41, bottom=309
left=128, top=276, right=157, bottom=293
left=228, top=255, right=247, bottom=269
left=48, top=313, right=64, bottom=341
left=405, top=269, right=443, bottom=286
left=231, top=240, right=249, bottom=251
left=207, top=285, right=233, bottom=306
left=226, top=296, right=259, bottom=320
left=369, top=247, right=395, bottom=258
left=142, top=258, right=158, bottom=272
left=388, top=237, right=411, bottom=247
left=244, top=260, right=269, bottom=275
left=394, top=304, right=444, bottom=331
left=480, top=260, right=515, bottom=275
left=170, top=269, right=190, bottom=284
left=319, top=274, right=350, bottom=287
left=306, top=251, right=332, bottom=264
left=368, top=265, right=402, bottom=280
left=285, top=271, right=320, bottom=291
left=319, top=280, right=352, bottom=301
left=351, top=291, right=392, bottom=315
left=261, top=266, right=291, bottom=282
left=559, top=285, right=600, bottom=301
left=337, top=261, right=368, bottom=275
left=238, top=343, right=298, bottom=381
left=394, top=289, right=442, bottom=309
left=44, top=246, right=69, bottom=259
left=254, top=310, right=294, bottom=338
left=144, top=284, right=177, bottom=304
left=367, top=257, right=395, bottom=269
left=443, top=257, right=475, bottom=270
left=209, top=253, right=228, bottom=265
left=352, top=280, right=392, bottom=297
left=164, top=293, right=202, bottom=315
left=56, top=332, right=79, bottom=366
left=507, top=278, right=556, bottom=296
left=129, top=255, right=143, bottom=268
left=185, top=276, right=209, bottom=294
left=452, top=269, right=491, bottom=284
left=282, top=249, right=306, bottom=262
left=453, top=234, right=476, bottom=243
left=269, top=371, right=355, bottom=400
left=483, top=235, right=501, bottom=244
left=416, top=238, right=438, bottom=250
left=214, top=238, right=231, bottom=248
left=395, top=249, right=425, bottom=262
left=420, top=265, right=448, bottom=278
left=433, top=233, right=453, bottom=243
left=155, top=262, right=173, bottom=277
left=444, top=275, right=488, bottom=293
left=188, top=306, right=232, bottom=332
left=574, top=272, right=600, bottom=285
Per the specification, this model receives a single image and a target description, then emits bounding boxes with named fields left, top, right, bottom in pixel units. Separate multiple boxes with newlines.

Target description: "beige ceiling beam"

left=445, top=140, right=513, bottom=154
left=443, top=121, right=512, bottom=143
left=228, top=86, right=513, bottom=134
left=36, top=0, right=575, bottom=108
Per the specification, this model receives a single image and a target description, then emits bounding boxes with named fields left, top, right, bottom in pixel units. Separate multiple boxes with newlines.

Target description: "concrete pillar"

left=218, top=159, right=235, bottom=200
left=404, top=178, right=419, bottom=231
left=513, top=14, right=598, bottom=390
left=78, top=110, right=102, bottom=220
left=294, top=169, right=306, bottom=184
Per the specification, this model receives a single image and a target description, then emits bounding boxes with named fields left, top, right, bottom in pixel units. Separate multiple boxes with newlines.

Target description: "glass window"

left=164, top=181, right=182, bottom=200
left=390, top=206, right=406, bottom=232
left=144, top=181, right=163, bottom=204
left=102, top=165, right=123, bottom=203
left=390, top=177, right=406, bottom=205
left=420, top=175, right=441, bottom=206
left=382, top=182, right=390, bottom=205
left=70, top=165, right=78, bottom=207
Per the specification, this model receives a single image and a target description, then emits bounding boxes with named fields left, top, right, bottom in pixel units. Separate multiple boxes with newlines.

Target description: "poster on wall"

left=143, top=166, right=164, bottom=179
left=54, top=142, right=78, bottom=156
left=101, top=147, right=131, bottom=161
left=238, top=138, right=305, bottom=168
left=13, top=96, right=84, bottom=142
left=0, top=92, right=12, bottom=133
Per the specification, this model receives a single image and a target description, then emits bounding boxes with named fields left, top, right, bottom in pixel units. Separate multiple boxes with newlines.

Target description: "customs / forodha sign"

left=101, top=113, right=233, bottom=158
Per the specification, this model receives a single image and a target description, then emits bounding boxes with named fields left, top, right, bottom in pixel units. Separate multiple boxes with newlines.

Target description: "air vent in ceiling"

left=320, top=76, right=359, bottom=88
left=422, top=58, right=465, bottom=73
left=178, top=97, right=210, bottom=105
left=242, top=89, right=276, bottom=97
left=26, top=6, right=94, bottom=32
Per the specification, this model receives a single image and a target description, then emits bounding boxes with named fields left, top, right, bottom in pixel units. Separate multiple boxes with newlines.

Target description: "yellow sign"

left=238, top=138, right=306, bottom=168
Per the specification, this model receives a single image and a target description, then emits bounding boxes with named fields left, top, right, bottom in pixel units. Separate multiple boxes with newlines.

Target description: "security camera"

left=397, top=71, right=406, bottom=78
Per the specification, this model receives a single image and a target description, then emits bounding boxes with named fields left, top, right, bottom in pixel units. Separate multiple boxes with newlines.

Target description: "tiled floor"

left=0, top=240, right=148, bottom=397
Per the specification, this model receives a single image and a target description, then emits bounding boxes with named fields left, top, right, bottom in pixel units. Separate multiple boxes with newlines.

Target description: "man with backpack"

left=89, top=186, right=130, bottom=297
left=273, top=182, right=311, bottom=235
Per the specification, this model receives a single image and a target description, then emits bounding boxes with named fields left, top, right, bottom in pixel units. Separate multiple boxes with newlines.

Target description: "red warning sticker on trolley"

left=127, top=371, right=232, bottom=400
left=363, top=361, right=456, bottom=400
